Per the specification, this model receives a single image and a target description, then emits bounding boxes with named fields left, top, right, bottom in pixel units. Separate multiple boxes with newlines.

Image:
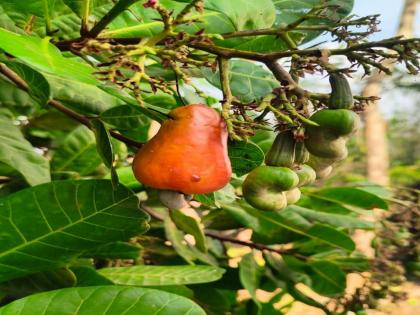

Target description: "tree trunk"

left=363, top=0, right=417, bottom=185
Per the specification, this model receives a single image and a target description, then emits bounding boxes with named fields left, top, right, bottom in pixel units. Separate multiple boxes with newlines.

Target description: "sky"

left=350, top=0, right=420, bottom=116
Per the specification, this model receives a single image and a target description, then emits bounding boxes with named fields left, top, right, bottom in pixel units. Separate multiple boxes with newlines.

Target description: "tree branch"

left=0, top=63, right=143, bottom=149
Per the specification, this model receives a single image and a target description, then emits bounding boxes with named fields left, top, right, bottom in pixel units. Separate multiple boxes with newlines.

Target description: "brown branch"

left=265, top=61, right=306, bottom=98
left=191, top=37, right=419, bottom=61
left=141, top=203, right=307, bottom=260
left=0, top=176, right=12, bottom=184
left=0, top=63, right=143, bottom=149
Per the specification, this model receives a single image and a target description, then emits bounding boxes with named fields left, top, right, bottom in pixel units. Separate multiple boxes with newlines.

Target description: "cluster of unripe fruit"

left=243, top=72, right=361, bottom=211
left=131, top=72, right=360, bottom=211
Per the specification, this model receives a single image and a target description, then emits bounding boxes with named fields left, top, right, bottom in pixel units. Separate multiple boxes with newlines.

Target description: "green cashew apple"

left=328, top=73, right=354, bottom=110
left=242, top=166, right=299, bottom=211
left=305, top=109, right=360, bottom=159
left=294, top=141, right=310, bottom=164
left=294, top=164, right=317, bottom=187
left=265, top=131, right=296, bottom=168
left=285, top=188, right=301, bottom=205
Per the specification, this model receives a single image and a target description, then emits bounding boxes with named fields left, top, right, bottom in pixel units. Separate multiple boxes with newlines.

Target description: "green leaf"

left=0, top=77, right=38, bottom=115
left=170, top=209, right=207, bottom=253
left=47, top=74, right=122, bottom=114
left=100, top=105, right=151, bottom=130
left=308, top=260, right=346, bottom=296
left=105, top=0, right=275, bottom=38
left=70, top=266, right=114, bottom=286
left=306, top=224, right=355, bottom=252
left=99, top=265, right=225, bottom=286
left=203, top=60, right=278, bottom=103
left=0, top=180, right=149, bottom=282
left=223, top=202, right=354, bottom=251
left=0, top=116, right=50, bottom=186
left=239, top=252, right=263, bottom=306
left=81, top=241, right=141, bottom=259
left=0, top=268, right=76, bottom=300
left=0, top=28, right=96, bottom=84
left=91, top=120, right=118, bottom=187
left=0, top=286, right=206, bottom=315
left=311, top=187, right=388, bottom=210
left=3, top=61, right=50, bottom=106
left=228, top=141, right=264, bottom=176
left=51, top=125, right=102, bottom=176
left=289, top=205, right=375, bottom=229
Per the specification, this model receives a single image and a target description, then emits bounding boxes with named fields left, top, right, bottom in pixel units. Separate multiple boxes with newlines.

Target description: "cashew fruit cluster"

left=243, top=131, right=316, bottom=211
left=243, top=73, right=360, bottom=212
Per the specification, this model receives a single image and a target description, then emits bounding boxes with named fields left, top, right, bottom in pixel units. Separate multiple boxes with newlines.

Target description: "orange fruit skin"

left=132, top=104, right=232, bottom=194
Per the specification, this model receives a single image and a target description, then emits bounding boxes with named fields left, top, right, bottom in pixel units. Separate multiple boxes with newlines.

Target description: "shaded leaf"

left=170, top=209, right=207, bottom=253
left=309, top=260, right=346, bottom=296
left=0, top=116, right=50, bottom=186
left=228, top=141, right=264, bottom=176
left=70, top=266, right=114, bottom=286
left=81, top=241, right=141, bottom=259
left=3, top=61, right=50, bottom=106
left=100, top=105, right=151, bottom=130
left=91, top=120, right=118, bottom=186
left=51, top=125, right=102, bottom=176
left=239, top=252, right=263, bottom=305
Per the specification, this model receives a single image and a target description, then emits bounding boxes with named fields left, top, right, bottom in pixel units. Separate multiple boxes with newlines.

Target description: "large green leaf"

left=228, top=141, right=265, bottom=177
left=0, top=180, right=149, bottom=282
left=308, top=187, right=388, bottom=210
left=99, top=265, right=225, bottom=286
left=51, top=125, right=102, bottom=176
left=223, top=202, right=354, bottom=251
left=0, top=286, right=206, bottom=315
left=203, top=60, right=278, bottom=103
left=0, top=28, right=96, bottom=84
left=0, top=116, right=50, bottom=186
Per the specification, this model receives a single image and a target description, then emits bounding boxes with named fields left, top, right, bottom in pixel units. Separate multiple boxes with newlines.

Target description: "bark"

left=363, top=0, right=417, bottom=185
